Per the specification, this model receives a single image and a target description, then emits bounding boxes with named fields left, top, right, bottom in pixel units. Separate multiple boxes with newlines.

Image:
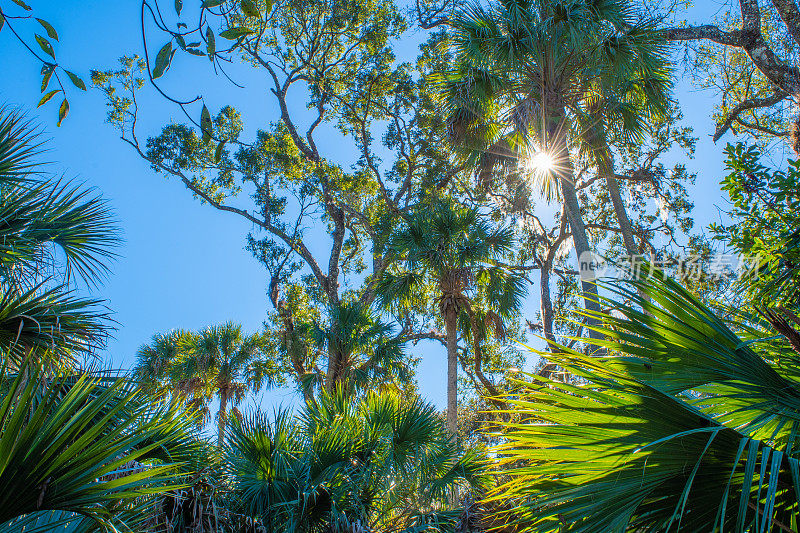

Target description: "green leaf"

left=175, top=0, right=183, bottom=15
left=186, top=48, right=206, bottom=56
left=214, top=139, right=227, bottom=163
left=36, top=18, right=58, bottom=41
left=264, top=0, right=274, bottom=12
left=241, top=0, right=260, bottom=17
left=205, top=27, right=215, bottom=60
left=201, top=105, right=213, bottom=143
left=65, top=71, right=86, bottom=91
left=35, top=34, right=55, bottom=59
left=0, top=16, right=4, bottom=32
left=202, top=0, right=224, bottom=7
left=176, top=34, right=186, bottom=49
left=152, top=42, right=173, bottom=79
left=57, top=99, right=69, bottom=127
left=41, top=66, right=54, bottom=92
left=11, top=0, right=32, bottom=10
left=219, top=27, right=253, bottom=39
left=37, top=89, right=60, bottom=107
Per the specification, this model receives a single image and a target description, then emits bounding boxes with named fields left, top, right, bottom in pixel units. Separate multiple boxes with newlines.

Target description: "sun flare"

left=523, top=151, right=555, bottom=174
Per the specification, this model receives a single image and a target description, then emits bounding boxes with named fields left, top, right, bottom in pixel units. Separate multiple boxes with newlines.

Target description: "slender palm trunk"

left=546, top=105, right=602, bottom=344
left=597, top=149, right=638, bottom=256
left=217, top=389, right=228, bottom=447
left=444, top=307, right=458, bottom=433
left=559, top=161, right=604, bottom=341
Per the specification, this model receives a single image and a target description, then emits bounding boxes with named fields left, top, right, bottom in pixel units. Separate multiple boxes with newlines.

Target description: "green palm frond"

left=492, top=270, right=800, bottom=531
left=0, top=108, right=44, bottom=184
left=0, top=283, right=110, bottom=368
left=225, top=390, right=487, bottom=532
left=0, top=174, right=118, bottom=289
left=0, top=354, right=201, bottom=532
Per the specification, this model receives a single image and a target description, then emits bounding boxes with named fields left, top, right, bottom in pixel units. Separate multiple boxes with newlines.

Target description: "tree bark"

left=598, top=150, right=639, bottom=257
left=444, top=307, right=458, bottom=433
left=547, top=105, right=603, bottom=344
left=559, top=162, right=604, bottom=343
left=217, top=389, right=228, bottom=447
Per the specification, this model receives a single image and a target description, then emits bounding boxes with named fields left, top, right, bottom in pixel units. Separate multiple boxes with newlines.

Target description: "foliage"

left=378, top=197, right=525, bottom=430
left=314, top=300, right=413, bottom=395
left=0, top=1, right=87, bottom=124
left=224, top=389, right=489, bottom=532
left=93, top=0, right=474, bottom=397
left=0, top=108, right=116, bottom=371
left=491, top=269, right=800, bottom=531
left=711, top=143, right=800, bottom=309
left=133, top=322, right=280, bottom=446
left=0, top=353, right=202, bottom=532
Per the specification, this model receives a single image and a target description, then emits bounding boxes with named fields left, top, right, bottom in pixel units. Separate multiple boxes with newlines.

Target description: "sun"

left=525, top=151, right=555, bottom=173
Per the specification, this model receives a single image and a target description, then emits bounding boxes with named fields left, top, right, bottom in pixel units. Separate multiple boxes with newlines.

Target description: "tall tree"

left=93, top=0, right=463, bottom=394
left=377, top=198, right=524, bottom=432
left=175, top=322, right=276, bottom=446
left=441, top=0, right=668, bottom=343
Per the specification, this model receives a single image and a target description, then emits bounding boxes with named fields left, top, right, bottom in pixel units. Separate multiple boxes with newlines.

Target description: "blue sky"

left=0, top=0, right=741, bottom=413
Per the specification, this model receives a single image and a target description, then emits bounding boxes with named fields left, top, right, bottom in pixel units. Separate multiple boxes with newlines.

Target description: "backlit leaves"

left=201, top=105, right=213, bottom=143
left=152, top=42, right=173, bottom=78
left=35, top=18, right=58, bottom=41
left=240, top=0, right=260, bottom=17
left=57, top=98, right=69, bottom=127
left=37, top=89, right=60, bottom=107
left=220, top=27, right=253, bottom=39
left=205, top=27, right=216, bottom=60
left=34, top=34, right=54, bottom=59
left=65, top=70, right=86, bottom=90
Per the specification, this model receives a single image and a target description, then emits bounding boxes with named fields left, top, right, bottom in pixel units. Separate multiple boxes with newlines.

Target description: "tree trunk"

left=559, top=165, right=603, bottom=342
left=217, top=389, right=228, bottom=447
left=597, top=150, right=638, bottom=256
left=538, top=248, right=560, bottom=379
left=547, top=105, right=603, bottom=344
left=444, top=307, right=458, bottom=434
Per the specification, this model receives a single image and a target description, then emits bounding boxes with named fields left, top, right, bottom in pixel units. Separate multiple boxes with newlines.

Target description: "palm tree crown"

left=378, top=198, right=525, bottom=431
left=441, top=0, right=671, bottom=344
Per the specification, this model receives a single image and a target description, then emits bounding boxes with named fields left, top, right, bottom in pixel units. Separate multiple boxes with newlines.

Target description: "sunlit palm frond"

left=0, top=107, right=44, bottom=184
left=492, top=270, right=800, bottom=531
left=0, top=354, right=201, bottom=532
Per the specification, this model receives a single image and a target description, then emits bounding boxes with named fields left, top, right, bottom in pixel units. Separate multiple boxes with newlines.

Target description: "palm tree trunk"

left=597, top=149, right=638, bottom=256
left=444, top=306, right=458, bottom=433
left=559, top=163, right=603, bottom=342
left=217, top=390, right=228, bottom=447
left=548, top=106, right=602, bottom=343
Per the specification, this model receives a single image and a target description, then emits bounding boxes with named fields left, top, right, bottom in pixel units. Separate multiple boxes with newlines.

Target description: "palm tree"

left=132, top=329, right=190, bottom=403
left=0, top=354, right=203, bottom=532
left=491, top=268, right=800, bottom=531
left=0, top=108, right=117, bottom=369
left=178, top=322, right=277, bottom=446
left=316, top=300, right=411, bottom=394
left=441, top=0, right=670, bottom=342
left=0, top=108, right=200, bottom=532
left=224, top=389, right=489, bottom=532
left=377, top=198, right=525, bottom=432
